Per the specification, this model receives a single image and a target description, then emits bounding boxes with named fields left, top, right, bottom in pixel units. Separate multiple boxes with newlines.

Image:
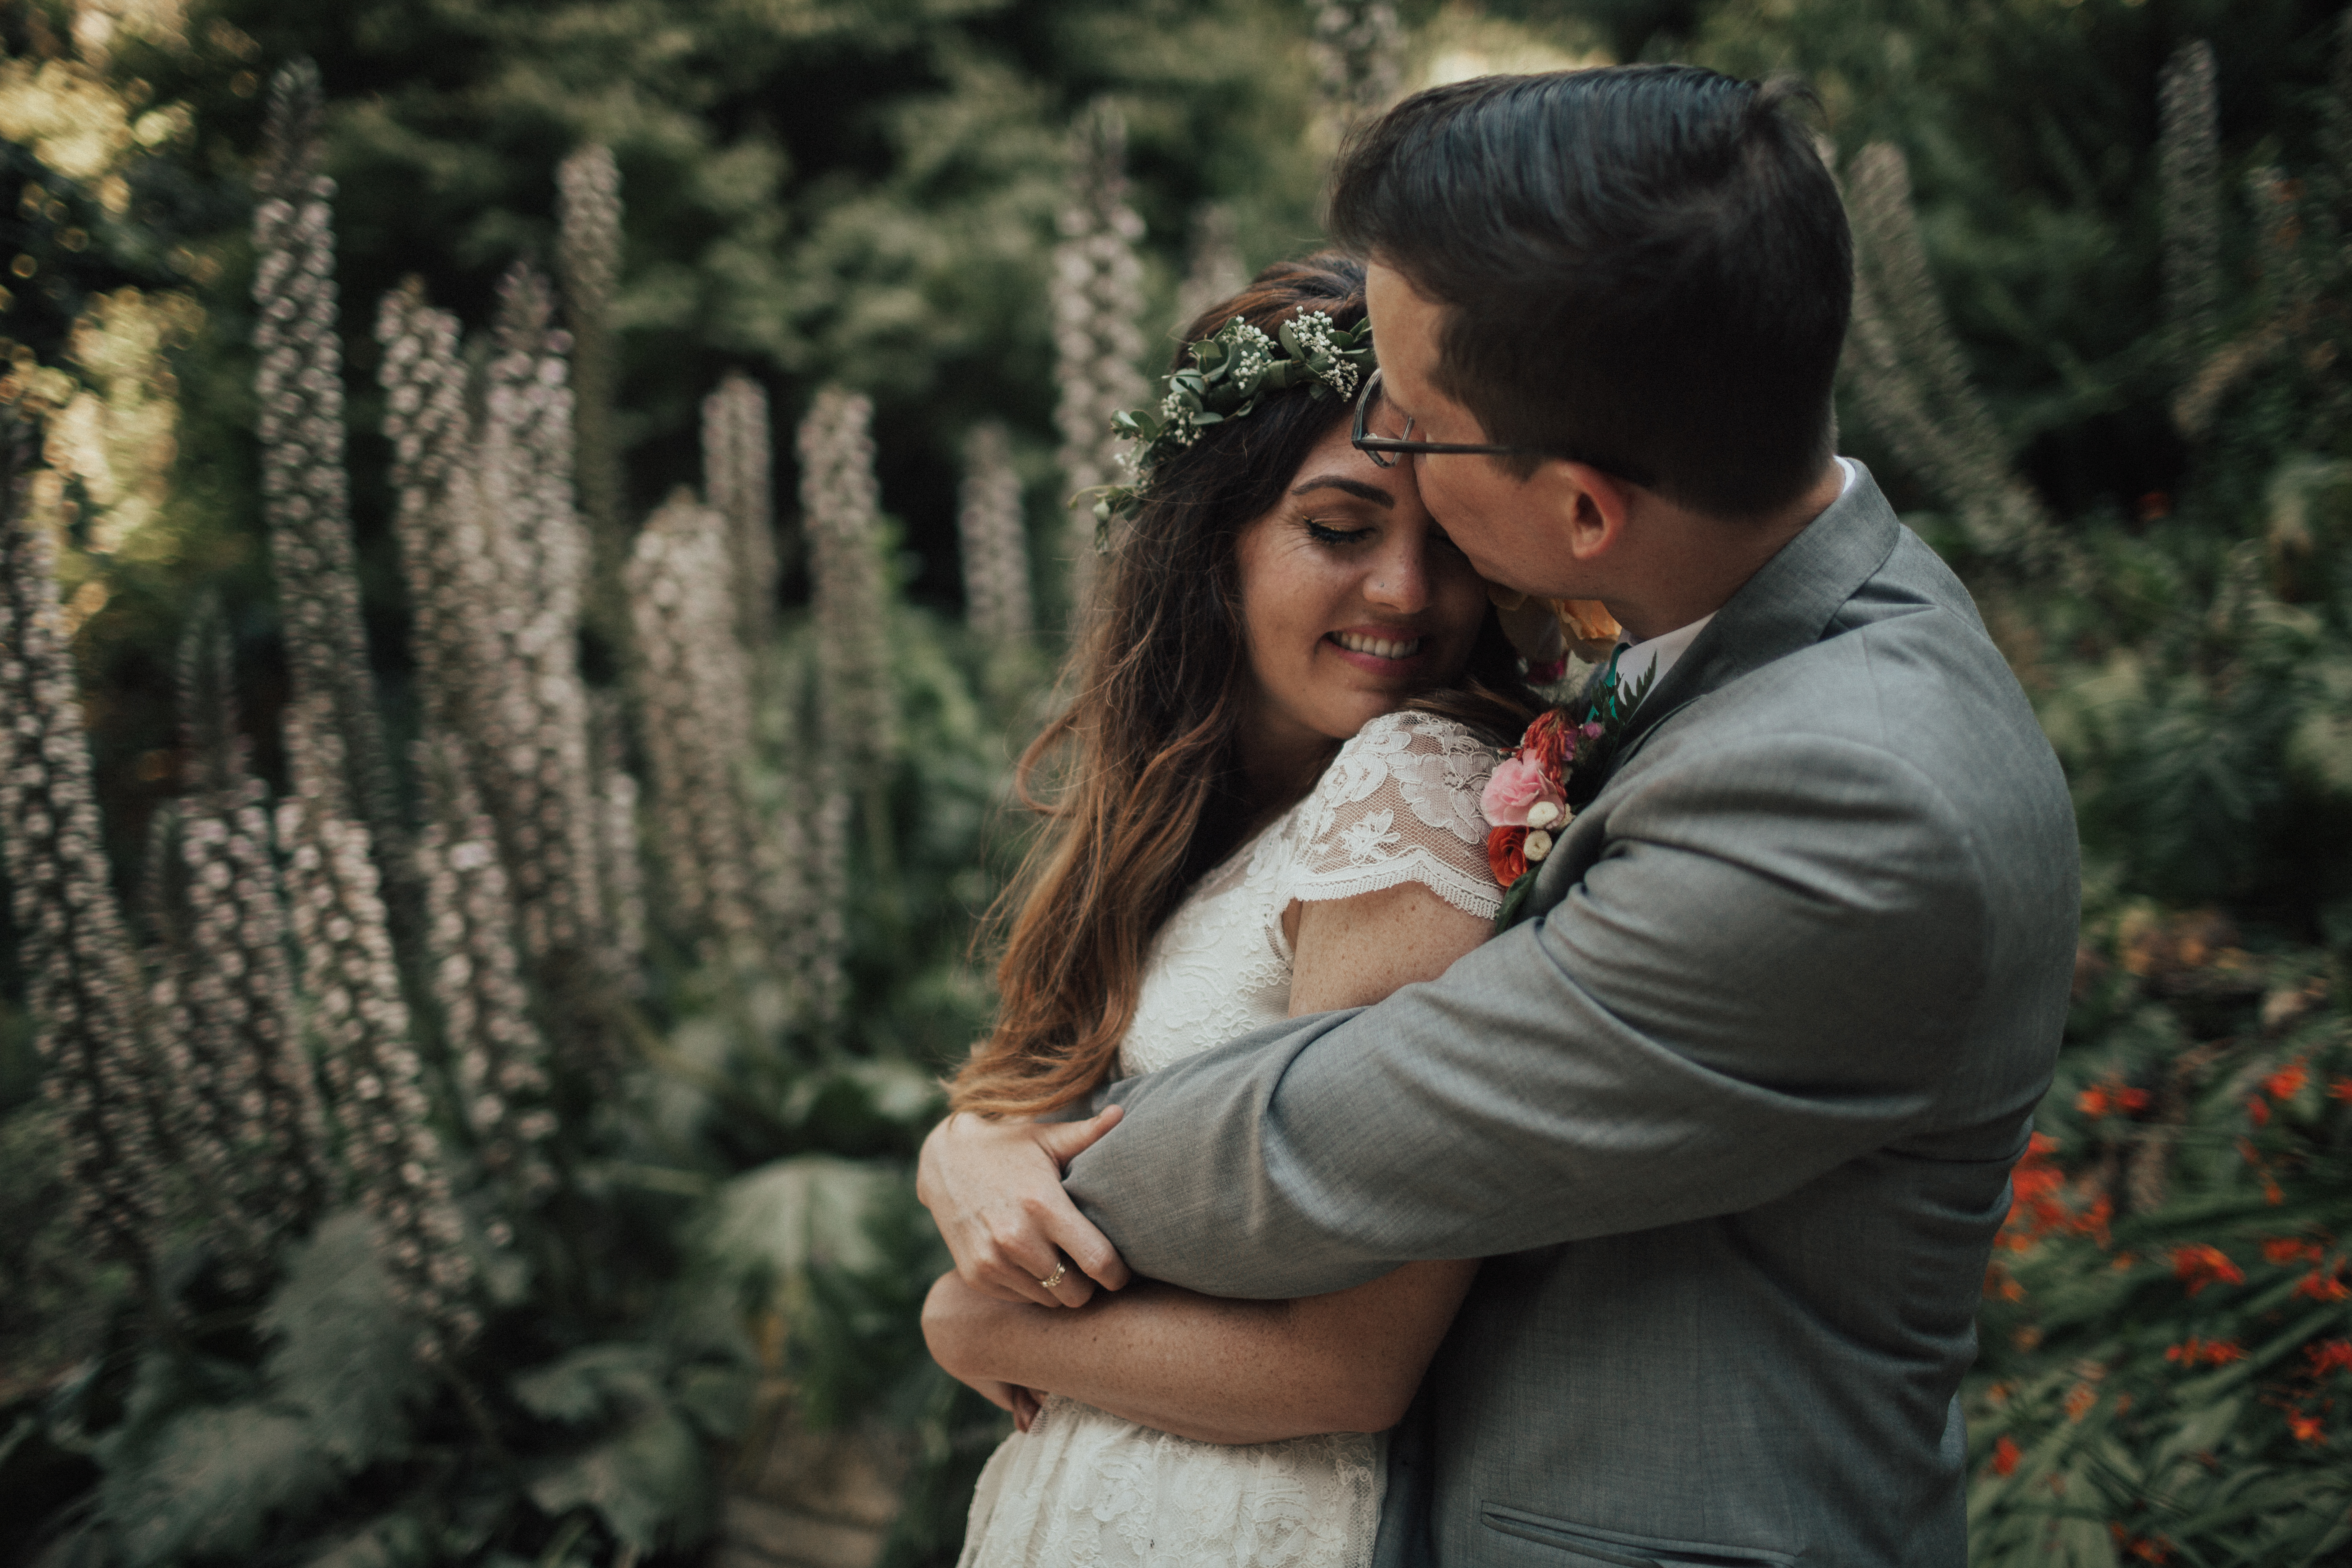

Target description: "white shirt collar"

left=1614, top=458, right=1857, bottom=702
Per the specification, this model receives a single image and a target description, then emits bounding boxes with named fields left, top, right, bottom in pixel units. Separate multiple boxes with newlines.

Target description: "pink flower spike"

left=1581, top=721, right=1604, bottom=739
left=1483, top=755, right=1564, bottom=827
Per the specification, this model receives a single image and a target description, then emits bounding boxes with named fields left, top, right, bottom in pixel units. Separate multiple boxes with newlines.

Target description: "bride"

left=918, top=254, right=1546, bottom=1568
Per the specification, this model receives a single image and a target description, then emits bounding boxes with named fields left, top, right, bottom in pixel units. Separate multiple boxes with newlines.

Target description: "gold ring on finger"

left=1037, top=1261, right=1066, bottom=1290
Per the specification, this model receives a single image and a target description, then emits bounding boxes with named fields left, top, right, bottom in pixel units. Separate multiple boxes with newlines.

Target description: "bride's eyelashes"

left=1303, top=517, right=1374, bottom=547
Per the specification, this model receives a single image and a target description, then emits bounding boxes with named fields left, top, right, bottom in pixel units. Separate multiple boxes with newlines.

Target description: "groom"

left=927, top=65, right=2076, bottom=1567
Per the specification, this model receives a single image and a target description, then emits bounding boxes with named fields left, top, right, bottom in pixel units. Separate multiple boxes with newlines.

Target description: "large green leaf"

left=101, top=1405, right=335, bottom=1568
left=699, top=1155, right=897, bottom=1311
left=258, top=1210, right=433, bottom=1470
left=512, top=1342, right=668, bottom=1426
left=526, top=1408, right=713, bottom=1555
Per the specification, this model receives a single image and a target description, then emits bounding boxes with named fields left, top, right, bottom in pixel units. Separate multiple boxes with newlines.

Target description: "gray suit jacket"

left=1063, top=467, right=2079, bottom=1568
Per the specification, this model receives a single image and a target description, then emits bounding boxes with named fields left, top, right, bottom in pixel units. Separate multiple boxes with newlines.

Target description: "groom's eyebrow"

left=1290, top=476, right=1395, bottom=507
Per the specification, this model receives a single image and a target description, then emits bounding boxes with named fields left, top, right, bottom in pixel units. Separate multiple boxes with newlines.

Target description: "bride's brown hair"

left=948, top=253, right=1534, bottom=1119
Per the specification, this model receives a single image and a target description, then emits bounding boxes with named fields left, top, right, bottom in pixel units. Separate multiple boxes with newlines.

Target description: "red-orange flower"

left=2263, top=1060, right=2309, bottom=1102
left=2286, top=1412, right=2326, bottom=1445
left=2064, top=1382, right=2098, bottom=1421
left=2247, top=1096, right=2271, bottom=1128
left=2262, top=1236, right=2326, bottom=1265
left=2171, top=1244, right=2244, bottom=1297
left=2294, top=1265, right=2351, bottom=1302
left=2076, top=1079, right=2151, bottom=1119
left=2304, top=1340, right=2352, bottom=1377
left=2164, top=1337, right=2245, bottom=1367
left=1519, top=709, right=1580, bottom=779
left=1989, top=1435, right=2021, bottom=1477
left=1487, top=825, right=1528, bottom=886
left=2329, top=1076, right=2352, bottom=1104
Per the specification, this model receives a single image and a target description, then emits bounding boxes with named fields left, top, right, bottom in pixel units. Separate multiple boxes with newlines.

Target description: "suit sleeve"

left=1062, top=732, right=1992, bottom=1298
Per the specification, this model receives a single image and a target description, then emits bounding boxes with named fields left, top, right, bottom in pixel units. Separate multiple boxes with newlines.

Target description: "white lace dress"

left=956, top=711, right=1503, bottom=1568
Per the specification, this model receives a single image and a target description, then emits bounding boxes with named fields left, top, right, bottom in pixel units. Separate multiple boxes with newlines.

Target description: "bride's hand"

left=916, top=1107, right=1132, bottom=1307
left=967, top=1377, right=1046, bottom=1432
left=922, top=1270, right=1052, bottom=1429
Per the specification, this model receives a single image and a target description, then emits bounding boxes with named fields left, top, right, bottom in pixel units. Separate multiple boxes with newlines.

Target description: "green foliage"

left=90, top=1214, right=418, bottom=1565
left=1964, top=937, right=2352, bottom=1565
left=100, top=0, right=1334, bottom=630
left=255, top=1211, right=438, bottom=1467
left=1694, top=0, right=2343, bottom=518
left=10, top=3, right=2349, bottom=1566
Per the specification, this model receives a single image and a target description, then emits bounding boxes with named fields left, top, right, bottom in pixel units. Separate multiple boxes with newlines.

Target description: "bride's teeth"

left=1336, top=631, right=1422, bottom=659
left=1336, top=634, right=1421, bottom=658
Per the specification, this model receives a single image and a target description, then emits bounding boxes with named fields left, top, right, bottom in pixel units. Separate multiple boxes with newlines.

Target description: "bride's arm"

left=922, top=879, right=1489, bottom=1443
left=923, top=1257, right=1475, bottom=1444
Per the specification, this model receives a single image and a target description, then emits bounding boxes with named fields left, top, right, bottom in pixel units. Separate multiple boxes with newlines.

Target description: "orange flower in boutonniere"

left=1552, top=598, right=1622, bottom=663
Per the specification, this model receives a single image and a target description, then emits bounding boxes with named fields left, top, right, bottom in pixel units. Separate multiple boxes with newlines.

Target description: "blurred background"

left=1, top=0, right=2348, bottom=1564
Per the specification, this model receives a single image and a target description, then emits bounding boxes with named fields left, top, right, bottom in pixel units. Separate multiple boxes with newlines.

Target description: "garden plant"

left=1, top=2, right=2349, bottom=1565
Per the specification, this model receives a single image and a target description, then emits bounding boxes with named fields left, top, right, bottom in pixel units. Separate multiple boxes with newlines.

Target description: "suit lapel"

left=1527, top=467, right=1906, bottom=911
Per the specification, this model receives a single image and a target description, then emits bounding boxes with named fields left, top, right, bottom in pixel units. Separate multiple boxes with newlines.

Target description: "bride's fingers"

left=1038, top=1246, right=1097, bottom=1308
left=1048, top=1207, right=1132, bottom=1293
left=987, top=1230, right=1086, bottom=1308
left=1029, top=1104, right=1123, bottom=1167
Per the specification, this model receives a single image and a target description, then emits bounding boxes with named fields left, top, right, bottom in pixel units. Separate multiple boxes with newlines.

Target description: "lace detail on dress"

left=957, top=1398, right=1383, bottom=1568
left=1277, top=711, right=1504, bottom=929
left=955, top=710, right=1502, bottom=1568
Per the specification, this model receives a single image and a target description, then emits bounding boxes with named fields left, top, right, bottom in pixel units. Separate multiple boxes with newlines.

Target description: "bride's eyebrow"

left=1289, top=476, right=1394, bottom=507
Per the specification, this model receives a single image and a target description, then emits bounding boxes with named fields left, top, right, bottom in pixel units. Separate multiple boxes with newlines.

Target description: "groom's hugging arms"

left=1046, top=500, right=2080, bottom=1568
left=1073, top=626, right=2059, bottom=1290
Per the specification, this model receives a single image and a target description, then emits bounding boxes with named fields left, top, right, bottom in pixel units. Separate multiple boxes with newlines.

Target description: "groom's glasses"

left=1350, top=370, right=1534, bottom=468
left=1349, top=369, right=1657, bottom=487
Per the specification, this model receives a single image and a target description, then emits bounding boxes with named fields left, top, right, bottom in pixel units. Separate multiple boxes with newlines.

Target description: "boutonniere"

left=1481, top=655, right=1655, bottom=931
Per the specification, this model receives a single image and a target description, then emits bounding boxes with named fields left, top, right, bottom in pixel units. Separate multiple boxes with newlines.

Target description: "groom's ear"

left=1542, top=460, right=1636, bottom=565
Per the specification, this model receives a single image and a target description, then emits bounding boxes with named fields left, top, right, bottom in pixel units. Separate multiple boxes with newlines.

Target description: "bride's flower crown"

left=1081, top=310, right=1377, bottom=547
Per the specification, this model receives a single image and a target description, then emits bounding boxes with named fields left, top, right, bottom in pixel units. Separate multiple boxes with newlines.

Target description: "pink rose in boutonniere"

left=1482, top=709, right=1615, bottom=926
left=1480, top=756, right=1562, bottom=826
left=1483, top=712, right=1583, bottom=890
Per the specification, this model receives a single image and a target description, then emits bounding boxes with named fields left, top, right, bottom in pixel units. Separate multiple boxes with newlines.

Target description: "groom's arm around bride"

left=931, top=65, right=2079, bottom=1568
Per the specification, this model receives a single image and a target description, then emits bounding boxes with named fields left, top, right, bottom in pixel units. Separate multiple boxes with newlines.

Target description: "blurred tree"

left=111, top=0, right=1332, bottom=625
left=1694, top=0, right=2342, bottom=522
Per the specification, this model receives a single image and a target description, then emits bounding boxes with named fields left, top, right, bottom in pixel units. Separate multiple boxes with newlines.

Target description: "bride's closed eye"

left=1304, top=518, right=1374, bottom=546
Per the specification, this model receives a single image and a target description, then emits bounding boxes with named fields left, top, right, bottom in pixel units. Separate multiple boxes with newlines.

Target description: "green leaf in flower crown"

left=1192, top=410, right=1224, bottom=426
left=1277, top=320, right=1305, bottom=361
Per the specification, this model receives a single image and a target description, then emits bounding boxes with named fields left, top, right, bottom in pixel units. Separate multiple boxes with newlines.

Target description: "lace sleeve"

left=1277, top=710, right=1504, bottom=926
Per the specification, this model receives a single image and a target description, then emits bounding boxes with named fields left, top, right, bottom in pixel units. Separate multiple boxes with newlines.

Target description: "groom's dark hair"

left=1329, top=65, right=1851, bottom=520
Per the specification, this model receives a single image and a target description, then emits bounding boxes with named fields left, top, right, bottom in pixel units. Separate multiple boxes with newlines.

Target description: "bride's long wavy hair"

left=948, top=253, right=1535, bottom=1119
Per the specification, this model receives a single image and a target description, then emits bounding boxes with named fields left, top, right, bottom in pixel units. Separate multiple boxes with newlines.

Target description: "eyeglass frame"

left=1348, top=368, right=1657, bottom=487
